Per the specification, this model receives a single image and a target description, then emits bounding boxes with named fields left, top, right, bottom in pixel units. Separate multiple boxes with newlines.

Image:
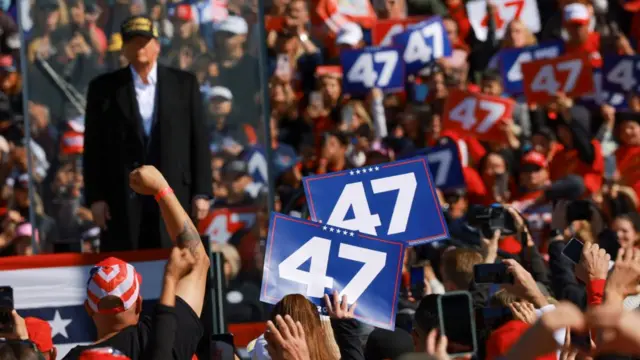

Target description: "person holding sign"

left=563, top=2, right=602, bottom=68
left=548, top=93, right=604, bottom=196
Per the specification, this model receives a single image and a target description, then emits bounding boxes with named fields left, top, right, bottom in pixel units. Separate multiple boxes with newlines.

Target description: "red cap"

left=24, top=317, right=53, bottom=353
left=315, top=65, right=343, bottom=78
left=521, top=151, right=548, bottom=168
left=79, top=348, right=131, bottom=360
left=623, top=0, right=640, bottom=12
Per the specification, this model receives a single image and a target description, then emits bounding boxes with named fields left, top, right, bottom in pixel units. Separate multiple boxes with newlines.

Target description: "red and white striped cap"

left=86, top=257, right=142, bottom=314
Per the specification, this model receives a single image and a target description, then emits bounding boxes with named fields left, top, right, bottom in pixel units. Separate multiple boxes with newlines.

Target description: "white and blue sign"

left=242, top=146, right=268, bottom=185
left=402, top=142, right=465, bottom=190
left=602, top=55, right=640, bottom=94
left=303, top=158, right=449, bottom=246
left=341, top=46, right=405, bottom=95
left=579, top=70, right=627, bottom=109
left=498, top=41, right=563, bottom=95
left=260, top=213, right=405, bottom=330
left=392, top=17, right=452, bottom=75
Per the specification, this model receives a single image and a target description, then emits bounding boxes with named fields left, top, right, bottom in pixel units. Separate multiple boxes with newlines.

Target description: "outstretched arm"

left=129, top=166, right=210, bottom=316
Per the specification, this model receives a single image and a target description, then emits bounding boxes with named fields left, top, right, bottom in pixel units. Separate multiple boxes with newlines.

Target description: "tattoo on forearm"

left=176, top=220, right=201, bottom=255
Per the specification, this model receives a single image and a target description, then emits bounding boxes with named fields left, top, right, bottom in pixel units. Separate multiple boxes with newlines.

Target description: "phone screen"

left=438, top=291, right=477, bottom=356
left=473, top=263, right=514, bottom=284
left=562, top=238, right=584, bottom=264
left=276, top=54, right=291, bottom=78
left=410, top=266, right=425, bottom=298
left=494, top=172, right=509, bottom=198
left=309, top=91, right=323, bottom=108
left=0, top=286, right=13, bottom=333
left=570, top=331, right=592, bottom=352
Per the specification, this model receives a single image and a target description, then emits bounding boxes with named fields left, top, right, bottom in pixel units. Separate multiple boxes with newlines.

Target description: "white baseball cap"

left=563, top=3, right=590, bottom=25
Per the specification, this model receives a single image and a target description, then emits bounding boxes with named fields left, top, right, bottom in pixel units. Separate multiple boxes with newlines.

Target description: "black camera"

left=467, top=204, right=516, bottom=238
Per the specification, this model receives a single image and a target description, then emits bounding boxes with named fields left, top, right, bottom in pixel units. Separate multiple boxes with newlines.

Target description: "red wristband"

left=154, top=187, right=174, bottom=202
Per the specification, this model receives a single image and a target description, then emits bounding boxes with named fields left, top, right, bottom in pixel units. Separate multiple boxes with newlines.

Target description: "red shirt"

left=616, top=145, right=640, bottom=209
left=549, top=139, right=604, bottom=195
left=565, top=32, right=602, bottom=68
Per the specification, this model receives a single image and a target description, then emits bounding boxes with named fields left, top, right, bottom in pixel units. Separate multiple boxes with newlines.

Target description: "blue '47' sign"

left=303, top=158, right=449, bottom=246
left=498, top=41, right=563, bottom=95
left=400, top=142, right=465, bottom=191
left=341, top=46, right=405, bottom=95
left=260, top=213, right=405, bottom=330
left=392, top=16, right=452, bottom=75
left=602, top=55, right=640, bottom=94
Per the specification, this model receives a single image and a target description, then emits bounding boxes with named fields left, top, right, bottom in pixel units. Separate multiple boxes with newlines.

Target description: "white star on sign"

left=323, top=226, right=327, bottom=230
left=349, top=232, right=355, bottom=236
left=49, top=310, right=72, bottom=339
left=350, top=171, right=354, bottom=175
left=330, top=227, right=334, bottom=232
left=375, top=166, right=380, bottom=171
left=356, top=169, right=361, bottom=174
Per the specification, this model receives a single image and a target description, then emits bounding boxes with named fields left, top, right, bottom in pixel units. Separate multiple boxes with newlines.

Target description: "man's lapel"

left=115, top=67, right=145, bottom=145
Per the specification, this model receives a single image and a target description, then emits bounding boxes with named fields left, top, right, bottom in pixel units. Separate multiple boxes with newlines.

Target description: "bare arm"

left=129, top=166, right=209, bottom=316
left=156, top=193, right=209, bottom=316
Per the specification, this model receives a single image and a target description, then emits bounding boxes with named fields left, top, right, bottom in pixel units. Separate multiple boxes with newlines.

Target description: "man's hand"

left=510, top=301, right=537, bottom=325
left=129, top=166, right=169, bottom=196
left=323, top=291, right=357, bottom=320
left=265, top=315, right=310, bottom=360
left=0, top=310, right=28, bottom=340
left=502, top=259, right=548, bottom=308
left=192, top=198, right=210, bottom=220
left=90, top=201, right=110, bottom=229
left=580, top=243, right=610, bottom=281
left=605, top=247, right=640, bottom=303
left=585, top=304, right=640, bottom=355
left=425, top=329, right=451, bottom=360
left=506, top=207, right=534, bottom=246
left=481, top=230, right=500, bottom=264
left=165, top=247, right=196, bottom=283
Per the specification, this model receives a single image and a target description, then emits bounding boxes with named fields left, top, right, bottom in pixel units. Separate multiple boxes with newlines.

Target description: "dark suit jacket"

left=83, top=64, right=211, bottom=251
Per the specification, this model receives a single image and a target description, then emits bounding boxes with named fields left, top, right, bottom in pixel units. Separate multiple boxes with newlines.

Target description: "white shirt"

left=130, top=63, right=158, bottom=136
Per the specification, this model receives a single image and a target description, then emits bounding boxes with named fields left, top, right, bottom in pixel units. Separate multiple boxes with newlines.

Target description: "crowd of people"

left=0, top=0, right=638, bottom=356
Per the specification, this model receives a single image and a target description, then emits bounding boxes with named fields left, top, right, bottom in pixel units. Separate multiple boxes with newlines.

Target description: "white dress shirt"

left=130, top=63, right=158, bottom=136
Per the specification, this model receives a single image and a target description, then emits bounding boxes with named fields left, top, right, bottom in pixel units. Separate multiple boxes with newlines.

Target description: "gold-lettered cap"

left=120, top=16, right=158, bottom=42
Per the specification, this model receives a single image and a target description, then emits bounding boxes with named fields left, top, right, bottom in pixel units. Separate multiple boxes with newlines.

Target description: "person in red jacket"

left=549, top=95, right=604, bottom=196
left=614, top=113, right=640, bottom=208
left=563, top=2, right=602, bottom=68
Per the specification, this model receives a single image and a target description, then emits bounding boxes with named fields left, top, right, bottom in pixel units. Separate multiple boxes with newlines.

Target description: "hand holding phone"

left=437, top=291, right=477, bottom=356
left=562, top=238, right=584, bottom=264
left=473, top=263, right=514, bottom=284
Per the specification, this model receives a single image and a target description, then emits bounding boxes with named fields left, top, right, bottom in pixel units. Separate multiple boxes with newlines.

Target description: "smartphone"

left=410, top=265, right=425, bottom=298
left=0, top=286, right=13, bottom=333
left=309, top=91, right=323, bottom=108
left=562, top=238, right=584, bottom=264
left=341, top=104, right=354, bottom=129
left=437, top=291, right=477, bottom=356
left=566, top=200, right=593, bottom=223
left=275, top=54, right=291, bottom=79
left=570, top=331, right=592, bottom=352
left=494, top=172, right=509, bottom=199
left=473, top=263, right=514, bottom=284
left=211, top=333, right=235, bottom=360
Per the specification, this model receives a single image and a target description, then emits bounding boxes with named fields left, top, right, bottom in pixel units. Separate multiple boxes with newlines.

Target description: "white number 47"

left=347, top=50, right=398, bottom=88
left=531, top=59, right=582, bottom=95
left=278, top=236, right=386, bottom=304
left=327, top=173, right=417, bottom=236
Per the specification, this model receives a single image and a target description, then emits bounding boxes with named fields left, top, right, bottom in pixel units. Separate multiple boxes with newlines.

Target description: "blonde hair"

left=501, top=19, right=537, bottom=49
